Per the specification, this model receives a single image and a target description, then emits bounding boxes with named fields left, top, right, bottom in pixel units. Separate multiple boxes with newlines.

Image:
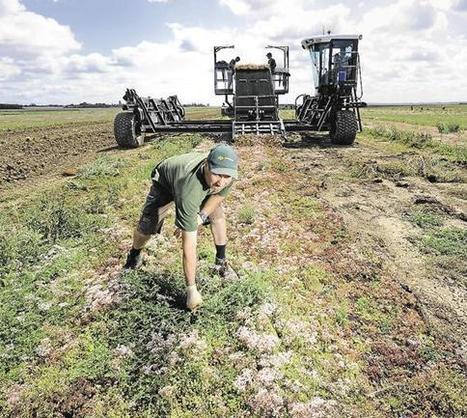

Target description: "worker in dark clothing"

left=266, top=52, right=276, bottom=73
left=229, top=56, right=240, bottom=70
left=228, top=56, right=240, bottom=88
left=216, top=60, right=228, bottom=81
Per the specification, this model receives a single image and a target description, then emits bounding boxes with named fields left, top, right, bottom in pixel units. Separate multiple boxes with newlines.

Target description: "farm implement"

left=114, top=34, right=366, bottom=148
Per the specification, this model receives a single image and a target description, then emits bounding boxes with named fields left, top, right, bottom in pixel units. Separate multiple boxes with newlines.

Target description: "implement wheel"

left=330, top=110, right=358, bottom=145
left=114, top=111, right=144, bottom=148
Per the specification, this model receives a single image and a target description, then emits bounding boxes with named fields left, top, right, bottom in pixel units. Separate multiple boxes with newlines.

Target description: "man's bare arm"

left=200, top=195, right=224, bottom=217
left=181, top=230, right=198, bottom=286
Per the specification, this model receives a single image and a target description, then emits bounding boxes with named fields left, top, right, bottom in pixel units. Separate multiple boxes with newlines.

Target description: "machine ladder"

left=232, top=120, right=285, bottom=139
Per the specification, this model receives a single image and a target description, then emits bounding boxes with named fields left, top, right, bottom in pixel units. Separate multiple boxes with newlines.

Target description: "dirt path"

left=284, top=135, right=466, bottom=345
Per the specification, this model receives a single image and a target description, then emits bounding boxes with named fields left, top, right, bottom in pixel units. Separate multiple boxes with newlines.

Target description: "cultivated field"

left=0, top=105, right=466, bottom=417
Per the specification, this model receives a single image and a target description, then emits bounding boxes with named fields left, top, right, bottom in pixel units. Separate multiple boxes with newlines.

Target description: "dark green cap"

left=207, top=144, right=238, bottom=179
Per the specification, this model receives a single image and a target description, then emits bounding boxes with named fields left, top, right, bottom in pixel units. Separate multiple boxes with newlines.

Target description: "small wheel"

left=330, top=110, right=358, bottom=145
left=114, top=112, right=144, bottom=148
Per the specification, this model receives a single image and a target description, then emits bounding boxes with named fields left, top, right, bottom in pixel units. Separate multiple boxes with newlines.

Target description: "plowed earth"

left=0, top=122, right=115, bottom=189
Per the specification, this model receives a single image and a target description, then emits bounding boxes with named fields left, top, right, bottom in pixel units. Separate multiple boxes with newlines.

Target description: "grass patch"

left=100, top=269, right=271, bottom=415
left=361, top=104, right=467, bottom=129
left=349, top=158, right=417, bottom=180
left=379, top=364, right=467, bottom=417
left=0, top=221, right=44, bottom=274
left=437, top=122, right=461, bottom=134
left=77, top=156, right=127, bottom=179
left=350, top=152, right=465, bottom=183
left=404, top=207, right=444, bottom=229
left=419, top=227, right=466, bottom=257
left=366, top=126, right=433, bottom=148
left=25, top=192, right=107, bottom=243
left=238, top=205, right=256, bottom=225
left=364, top=126, right=467, bottom=161
left=0, top=134, right=202, bottom=416
left=0, top=108, right=118, bottom=131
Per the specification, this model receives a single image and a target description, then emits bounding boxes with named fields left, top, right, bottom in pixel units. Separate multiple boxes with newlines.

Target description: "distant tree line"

left=184, top=103, right=208, bottom=107
left=0, top=103, right=23, bottom=109
left=65, top=102, right=119, bottom=108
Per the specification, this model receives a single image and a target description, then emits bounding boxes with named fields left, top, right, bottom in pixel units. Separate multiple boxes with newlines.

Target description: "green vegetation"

left=437, top=121, right=460, bottom=134
left=362, top=104, right=467, bottom=129
left=184, top=106, right=221, bottom=120
left=404, top=206, right=444, bottom=229
left=0, top=106, right=220, bottom=131
left=405, top=206, right=466, bottom=284
left=0, top=108, right=119, bottom=131
left=363, top=126, right=467, bottom=161
left=0, top=133, right=378, bottom=416
left=0, top=135, right=203, bottom=416
left=0, top=106, right=466, bottom=417
left=420, top=227, right=466, bottom=257
left=238, top=205, right=256, bottom=224
left=77, top=156, right=127, bottom=179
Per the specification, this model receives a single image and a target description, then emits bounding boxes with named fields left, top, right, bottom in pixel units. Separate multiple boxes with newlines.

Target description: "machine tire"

left=114, top=112, right=144, bottom=148
left=330, top=110, right=358, bottom=145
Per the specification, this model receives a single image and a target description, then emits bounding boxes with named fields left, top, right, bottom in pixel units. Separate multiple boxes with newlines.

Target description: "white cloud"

left=0, top=0, right=81, bottom=59
left=219, top=0, right=252, bottom=15
left=0, top=57, right=21, bottom=81
left=1, top=0, right=466, bottom=105
left=0, top=0, right=23, bottom=16
left=453, top=0, right=467, bottom=11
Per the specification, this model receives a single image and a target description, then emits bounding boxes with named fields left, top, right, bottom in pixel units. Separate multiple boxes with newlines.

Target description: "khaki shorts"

left=137, top=179, right=174, bottom=235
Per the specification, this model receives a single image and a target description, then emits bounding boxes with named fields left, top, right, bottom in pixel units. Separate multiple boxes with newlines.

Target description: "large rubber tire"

left=114, top=112, right=144, bottom=148
left=330, top=110, right=358, bottom=145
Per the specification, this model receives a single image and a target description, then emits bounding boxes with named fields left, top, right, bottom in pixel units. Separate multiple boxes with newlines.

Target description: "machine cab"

left=301, top=34, right=362, bottom=94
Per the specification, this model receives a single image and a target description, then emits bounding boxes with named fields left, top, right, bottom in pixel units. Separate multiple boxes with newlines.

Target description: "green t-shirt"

left=153, top=152, right=232, bottom=232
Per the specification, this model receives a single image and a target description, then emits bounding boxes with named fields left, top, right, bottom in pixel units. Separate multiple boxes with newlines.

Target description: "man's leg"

left=209, top=205, right=238, bottom=279
left=209, top=205, right=227, bottom=262
left=133, top=228, right=152, bottom=250
left=124, top=229, right=151, bottom=269
left=124, top=182, right=173, bottom=269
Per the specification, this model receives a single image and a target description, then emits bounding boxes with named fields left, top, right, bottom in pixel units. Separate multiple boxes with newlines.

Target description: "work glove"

left=197, top=212, right=211, bottom=226
left=186, top=284, right=203, bottom=311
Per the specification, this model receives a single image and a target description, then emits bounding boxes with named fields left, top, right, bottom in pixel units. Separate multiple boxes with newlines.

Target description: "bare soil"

left=0, top=122, right=116, bottom=190
left=284, top=135, right=466, bottom=346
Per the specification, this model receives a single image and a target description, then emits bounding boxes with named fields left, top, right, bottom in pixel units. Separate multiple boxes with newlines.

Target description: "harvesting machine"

left=114, top=34, right=365, bottom=147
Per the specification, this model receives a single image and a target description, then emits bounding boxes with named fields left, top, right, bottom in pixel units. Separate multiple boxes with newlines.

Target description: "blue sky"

left=22, top=0, right=240, bottom=54
left=1, top=0, right=467, bottom=105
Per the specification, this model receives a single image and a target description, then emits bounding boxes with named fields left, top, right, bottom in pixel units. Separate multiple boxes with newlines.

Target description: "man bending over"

left=124, top=143, right=238, bottom=311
